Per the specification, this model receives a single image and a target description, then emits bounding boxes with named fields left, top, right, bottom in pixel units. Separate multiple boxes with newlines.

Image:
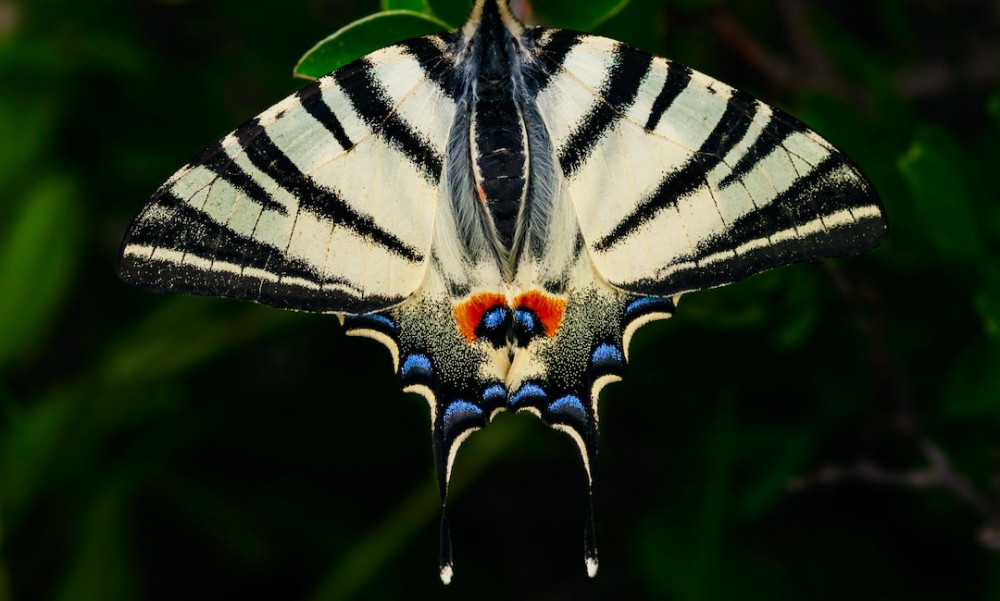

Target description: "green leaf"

left=381, top=0, right=431, bottom=13
left=294, top=11, right=451, bottom=80
left=0, top=174, right=81, bottom=367
left=426, top=0, right=472, bottom=28
left=897, top=126, right=983, bottom=263
left=533, top=0, right=631, bottom=30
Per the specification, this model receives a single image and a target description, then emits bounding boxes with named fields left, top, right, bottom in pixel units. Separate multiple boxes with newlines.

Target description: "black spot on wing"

left=558, top=43, right=653, bottom=178
left=233, top=118, right=424, bottom=263
left=334, top=57, right=443, bottom=182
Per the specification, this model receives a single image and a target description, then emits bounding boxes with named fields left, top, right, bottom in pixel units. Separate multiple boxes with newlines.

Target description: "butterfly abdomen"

left=468, top=0, right=529, bottom=251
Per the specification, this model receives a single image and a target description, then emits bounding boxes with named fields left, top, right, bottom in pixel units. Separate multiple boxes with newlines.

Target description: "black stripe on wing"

left=594, top=89, right=760, bottom=252
left=295, top=80, right=356, bottom=152
left=334, top=57, right=443, bottom=182
left=644, top=63, right=691, bottom=131
left=622, top=155, right=886, bottom=296
left=558, top=44, right=653, bottom=178
left=119, top=191, right=402, bottom=313
left=399, top=34, right=465, bottom=100
left=196, top=141, right=289, bottom=216
left=232, top=118, right=423, bottom=263
left=522, top=28, right=584, bottom=93
left=719, top=107, right=806, bottom=188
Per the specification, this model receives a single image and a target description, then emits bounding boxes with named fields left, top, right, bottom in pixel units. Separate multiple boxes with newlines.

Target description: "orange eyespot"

left=453, top=292, right=508, bottom=341
left=514, top=290, right=566, bottom=337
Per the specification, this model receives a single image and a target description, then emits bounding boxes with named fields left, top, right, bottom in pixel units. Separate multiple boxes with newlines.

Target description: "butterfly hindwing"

left=507, top=247, right=678, bottom=574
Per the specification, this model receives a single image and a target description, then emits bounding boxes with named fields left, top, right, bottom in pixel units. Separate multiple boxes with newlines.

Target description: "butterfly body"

left=119, top=0, right=886, bottom=582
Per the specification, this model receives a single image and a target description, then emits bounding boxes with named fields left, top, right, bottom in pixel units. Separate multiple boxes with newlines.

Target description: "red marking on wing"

left=515, top=290, right=567, bottom=337
left=476, top=184, right=488, bottom=203
left=453, top=292, right=508, bottom=341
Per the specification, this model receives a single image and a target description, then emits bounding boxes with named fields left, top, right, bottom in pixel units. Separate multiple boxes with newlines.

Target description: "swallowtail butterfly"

left=119, top=0, right=887, bottom=582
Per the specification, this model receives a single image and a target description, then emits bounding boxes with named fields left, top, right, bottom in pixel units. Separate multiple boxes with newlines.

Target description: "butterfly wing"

left=535, top=34, right=887, bottom=298
left=119, top=33, right=514, bottom=581
left=505, top=30, right=886, bottom=572
left=120, top=41, right=459, bottom=314
left=512, top=29, right=887, bottom=450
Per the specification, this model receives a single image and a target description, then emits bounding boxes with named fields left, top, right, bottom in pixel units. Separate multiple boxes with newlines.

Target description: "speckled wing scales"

left=119, top=41, right=458, bottom=314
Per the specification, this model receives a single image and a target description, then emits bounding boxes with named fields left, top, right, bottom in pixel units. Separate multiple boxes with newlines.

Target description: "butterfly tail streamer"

left=585, top=486, right=599, bottom=577
left=439, top=505, right=454, bottom=584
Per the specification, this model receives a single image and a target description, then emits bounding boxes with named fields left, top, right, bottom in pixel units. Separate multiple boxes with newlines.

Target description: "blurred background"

left=2, top=0, right=999, bottom=599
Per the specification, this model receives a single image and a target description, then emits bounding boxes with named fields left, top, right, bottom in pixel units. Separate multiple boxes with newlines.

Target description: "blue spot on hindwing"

left=547, top=395, right=586, bottom=421
left=591, top=343, right=624, bottom=368
left=443, top=400, right=483, bottom=430
left=482, top=384, right=506, bottom=407
left=514, top=309, right=537, bottom=331
left=513, top=309, right=545, bottom=346
left=401, top=353, right=433, bottom=378
left=625, top=296, right=674, bottom=318
left=474, top=305, right=511, bottom=349
left=482, top=306, right=508, bottom=330
left=343, top=313, right=397, bottom=332
left=510, top=383, right=546, bottom=406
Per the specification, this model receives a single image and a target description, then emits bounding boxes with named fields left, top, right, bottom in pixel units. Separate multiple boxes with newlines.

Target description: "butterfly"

left=119, top=0, right=887, bottom=583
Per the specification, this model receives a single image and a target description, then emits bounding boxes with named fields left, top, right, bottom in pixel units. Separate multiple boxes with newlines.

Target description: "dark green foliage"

left=1, top=0, right=998, bottom=599
left=295, top=11, right=450, bottom=79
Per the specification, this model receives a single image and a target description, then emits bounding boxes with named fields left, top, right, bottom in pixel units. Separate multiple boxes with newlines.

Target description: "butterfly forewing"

left=532, top=35, right=885, bottom=298
left=119, top=43, right=459, bottom=314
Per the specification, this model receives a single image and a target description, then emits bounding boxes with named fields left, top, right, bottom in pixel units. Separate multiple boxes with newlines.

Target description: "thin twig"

left=787, top=263, right=1000, bottom=550
left=704, top=1, right=999, bottom=102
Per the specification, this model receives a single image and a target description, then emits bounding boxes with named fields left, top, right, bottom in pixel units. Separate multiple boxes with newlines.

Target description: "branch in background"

left=786, top=263, right=1000, bottom=551
left=894, top=40, right=1000, bottom=100
left=703, top=0, right=1000, bottom=549
left=702, top=0, right=861, bottom=104
left=703, top=0, right=1000, bottom=102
